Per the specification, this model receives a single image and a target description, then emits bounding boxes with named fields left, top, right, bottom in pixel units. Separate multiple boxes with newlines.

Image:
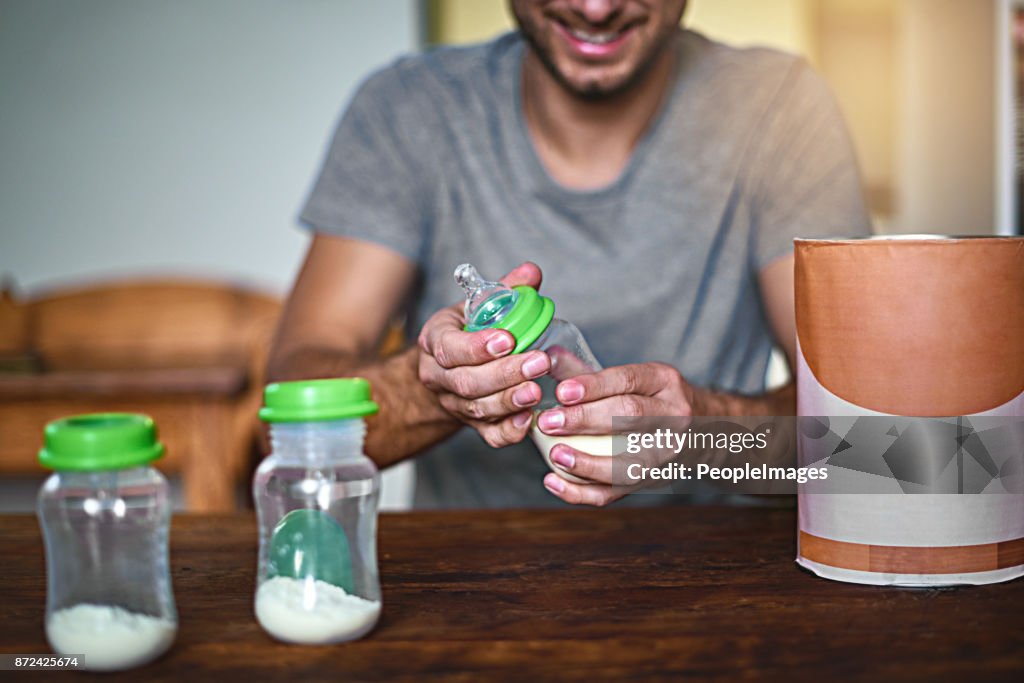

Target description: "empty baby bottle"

left=37, top=413, right=177, bottom=672
left=455, top=264, right=613, bottom=482
left=254, top=378, right=382, bottom=644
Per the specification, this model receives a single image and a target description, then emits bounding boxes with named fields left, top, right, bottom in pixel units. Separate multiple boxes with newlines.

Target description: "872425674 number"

left=0, top=654, right=82, bottom=670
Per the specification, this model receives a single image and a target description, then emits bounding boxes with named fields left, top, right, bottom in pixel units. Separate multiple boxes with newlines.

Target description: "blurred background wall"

left=1, top=0, right=419, bottom=293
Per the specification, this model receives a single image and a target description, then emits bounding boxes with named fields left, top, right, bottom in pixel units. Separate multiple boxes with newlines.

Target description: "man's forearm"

left=692, top=381, right=795, bottom=417
left=689, top=381, right=797, bottom=475
left=268, top=346, right=461, bottom=467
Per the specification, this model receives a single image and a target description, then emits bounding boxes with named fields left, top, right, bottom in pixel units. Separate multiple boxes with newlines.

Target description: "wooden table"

left=1, top=508, right=1022, bottom=682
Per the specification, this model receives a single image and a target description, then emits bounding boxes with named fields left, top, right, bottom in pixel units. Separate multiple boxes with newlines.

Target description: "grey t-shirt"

left=300, top=30, right=870, bottom=509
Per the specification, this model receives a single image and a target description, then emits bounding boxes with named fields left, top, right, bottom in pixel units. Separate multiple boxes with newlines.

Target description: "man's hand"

left=418, top=262, right=552, bottom=448
left=534, top=362, right=697, bottom=505
left=538, top=362, right=698, bottom=436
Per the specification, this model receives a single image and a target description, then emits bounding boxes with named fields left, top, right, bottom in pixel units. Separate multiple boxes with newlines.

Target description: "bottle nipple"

left=454, top=263, right=519, bottom=331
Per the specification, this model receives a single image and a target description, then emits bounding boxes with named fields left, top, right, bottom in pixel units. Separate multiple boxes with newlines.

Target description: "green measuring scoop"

left=268, top=509, right=354, bottom=593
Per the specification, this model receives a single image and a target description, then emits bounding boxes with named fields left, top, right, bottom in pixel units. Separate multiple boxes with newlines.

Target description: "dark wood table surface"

left=2, top=507, right=1022, bottom=682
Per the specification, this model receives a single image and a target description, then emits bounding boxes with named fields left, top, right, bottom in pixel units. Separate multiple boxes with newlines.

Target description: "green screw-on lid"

left=38, top=413, right=165, bottom=472
left=259, top=377, right=379, bottom=423
left=490, top=285, right=555, bottom=354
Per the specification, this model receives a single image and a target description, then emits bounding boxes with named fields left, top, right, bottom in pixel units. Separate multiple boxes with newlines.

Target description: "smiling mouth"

left=567, top=26, right=625, bottom=44
left=553, top=17, right=641, bottom=48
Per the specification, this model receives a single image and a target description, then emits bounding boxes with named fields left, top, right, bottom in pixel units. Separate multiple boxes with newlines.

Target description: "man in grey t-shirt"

left=268, top=0, right=870, bottom=508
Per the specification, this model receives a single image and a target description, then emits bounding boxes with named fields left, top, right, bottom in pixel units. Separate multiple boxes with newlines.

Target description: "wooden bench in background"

left=0, top=279, right=281, bottom=512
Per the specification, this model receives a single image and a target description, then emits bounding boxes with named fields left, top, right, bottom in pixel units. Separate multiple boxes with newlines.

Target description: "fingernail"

left=486, top=333, right=513, bottom=357
left=521, top=353, right=548, bottom=379
left=512, top=385, right=537, bottom=408
left=538, top=410, right=564, bottom=431
left=551, top=447, right=575, bottom=469
left=558, top=380, right=584, bottom=403
left=544, top=475, right=565, bottom=494
left=513, top=411, right=532, bottom=429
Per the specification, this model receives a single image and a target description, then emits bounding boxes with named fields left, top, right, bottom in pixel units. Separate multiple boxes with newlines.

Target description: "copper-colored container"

left=795, top=236, right=1024, bottom=586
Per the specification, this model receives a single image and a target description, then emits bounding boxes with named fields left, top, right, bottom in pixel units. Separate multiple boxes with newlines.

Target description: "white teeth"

left=569, top=28, right=620, bottom=45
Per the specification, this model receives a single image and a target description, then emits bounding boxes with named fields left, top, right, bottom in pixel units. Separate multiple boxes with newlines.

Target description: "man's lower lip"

left=553, top=22, right=633, bottom=59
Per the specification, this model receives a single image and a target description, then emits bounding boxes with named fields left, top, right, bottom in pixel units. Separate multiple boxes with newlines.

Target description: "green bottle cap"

left=491, top=285, right=555, bottom=354
left=259, top=377, right=379, bottom=423
left=38, top=413, right=165, bottom=472
left=456, top=264, right=555, bottom=354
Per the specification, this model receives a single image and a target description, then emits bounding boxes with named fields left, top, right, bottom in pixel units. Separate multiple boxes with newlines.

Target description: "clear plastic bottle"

left=455, top=264, right=612, bottom=482
left=253, top=378, right=382, bottom=644
left=37, top=413, right=177, bottom=672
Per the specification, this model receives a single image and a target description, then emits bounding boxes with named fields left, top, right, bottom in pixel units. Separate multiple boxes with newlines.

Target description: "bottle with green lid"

left=456, top=264, right=611, bottom=483
left=253, top=377, right=382, bottom=644
left=37, top=413, right=177, bottom=671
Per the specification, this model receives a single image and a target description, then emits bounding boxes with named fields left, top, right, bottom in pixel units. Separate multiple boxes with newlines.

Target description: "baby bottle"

left=253, top=378, right=382, bottom=644
left=455, top=264, right=613, bottom=482
left=37, top=413, right=177, bottom=672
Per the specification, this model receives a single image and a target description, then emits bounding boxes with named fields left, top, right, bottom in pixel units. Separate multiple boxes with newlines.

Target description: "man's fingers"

left=418, top=306, right=461, bottom=353
left=439, top=380, right=543, bottom=421
left=432, top=327, right=517, bottom=369
left=547, top=444, right=615, bottom=484
left=542, top=474, right=630, bottom=507
left=477, top=411, right=533, bottom=449
left=422, top=350, right=549, bottom=398
left=536, top=394, right=659, bottom=436
left=418, top=305, right=516, bottom=368
left=555, top=363, right=676, bottom=404
left=500, top=261, right=542, bottom=290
